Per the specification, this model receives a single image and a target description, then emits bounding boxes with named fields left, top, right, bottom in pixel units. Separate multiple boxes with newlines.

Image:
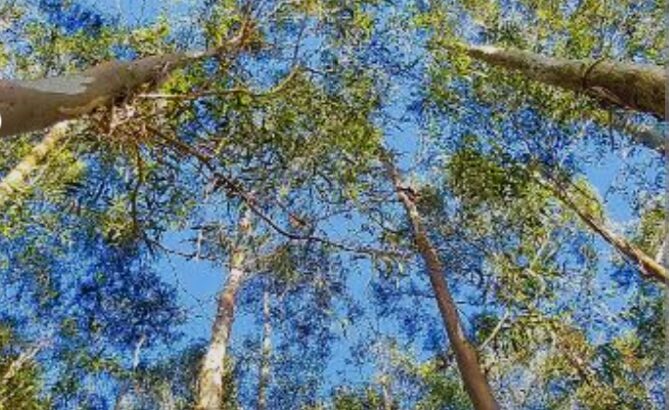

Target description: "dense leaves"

left=0, top=1, right=665, bottom=409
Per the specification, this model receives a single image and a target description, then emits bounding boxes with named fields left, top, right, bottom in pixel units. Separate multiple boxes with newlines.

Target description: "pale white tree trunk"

left=196, top=211, right=251, bottom=410
left=0, top=122, right=70, bottom=208
left=380, top=374, right=393, bottom=410
left=0, top=54, right=181, bottom=138
left=655, top=236, right=666, bottom=265
left=0, top=38, right=241, bottom=206
left=256, top=288, right=272, bottom=410
left=384, top=157, right=500, bottom=410
left=113, top=336, right=146, bottom=410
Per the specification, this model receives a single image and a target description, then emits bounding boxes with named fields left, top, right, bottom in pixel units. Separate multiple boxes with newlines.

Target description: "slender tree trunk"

left=462, top=44, right=665, bottom=121
left=0, top=36, right=244, bottom=206
left=542, top=178, right=669, bottom=284
left=257, top=287, right=272, bottom=410
left=656, top=236, right=666, bottom=265
left=196, top=211, right=251, bottom=410
left=383, top=157, right=500, bottom=410
left=0, top=122, right=69, bottom=208
left=0, top=37, right=242, bottom=138
left=0, top=342, right=44, bottom=384
left=380, top=375, right=393, bottom=410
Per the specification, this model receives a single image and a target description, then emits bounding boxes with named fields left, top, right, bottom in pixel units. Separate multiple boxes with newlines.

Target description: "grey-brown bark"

left=384, top=157, right=500, bottom=410
left=0, top=36, right=242, bottom=138
left=463, top=44, right=665, bottom=122
left=195, top=255, right=245, bottom=410
left=0, top=54, right=182, bottom=138
left=196, top=211, right=251, bottom=410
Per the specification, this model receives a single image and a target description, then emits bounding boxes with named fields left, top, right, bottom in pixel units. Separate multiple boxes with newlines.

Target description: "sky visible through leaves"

left=0, top=0, right=665, bottom=409
left=117, top=0, right=658, bottom=397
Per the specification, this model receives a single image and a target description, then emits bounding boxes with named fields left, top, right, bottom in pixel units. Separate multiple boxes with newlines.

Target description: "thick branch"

left=0, top=36, right=244, bottom=138
left=462, top=44, right=665, bottom=121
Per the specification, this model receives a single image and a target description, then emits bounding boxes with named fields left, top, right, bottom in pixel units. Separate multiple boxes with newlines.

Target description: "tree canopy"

left=0, top=1, right=665, bottom=409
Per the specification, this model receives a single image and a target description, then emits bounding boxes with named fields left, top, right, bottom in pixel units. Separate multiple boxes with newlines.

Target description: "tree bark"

left=196, top=211, right=251, bottom=410
left=383, top=157, right=500, bottom=410
left=0, top=122, right=69, bottom=208
left=656, top=236, right=666, bottom=265
left=462, top=44, right=665, bottom=121
left=257, top=287, right=272, bottom=410
left=0, top=38, right=241, bottom=138
left=380, top=375, right=394, bottom=410
left=542, top=178, right=669, bottom=284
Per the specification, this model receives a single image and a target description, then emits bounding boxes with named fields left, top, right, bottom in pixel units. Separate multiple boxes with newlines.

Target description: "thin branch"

left=137, top=67, right=301, bottom=101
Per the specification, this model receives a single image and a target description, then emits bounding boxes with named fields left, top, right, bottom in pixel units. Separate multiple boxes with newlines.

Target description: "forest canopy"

left=0, top=0, right=665, bottom=409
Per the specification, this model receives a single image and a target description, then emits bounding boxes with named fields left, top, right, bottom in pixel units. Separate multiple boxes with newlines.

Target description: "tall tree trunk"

left=257, top=287, right=272, bottom=410
left=0, top=122, right=69, bottom=208
left=656, top=236, right=666, bottom=265
left=541, top=177, right=668, bottom=284
left=383, top=157, right=500, bottom=410
left=0, top=35, right=245, bottom=206
left=380, top=375, right=393, bottom=410
left=462, top=44, right=665, bottom=121
left=196, top=211, right=251, bottom=410
left=0, top=37, right=242, bottom=138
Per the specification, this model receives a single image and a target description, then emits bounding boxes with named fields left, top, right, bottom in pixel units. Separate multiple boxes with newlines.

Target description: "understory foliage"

left=0, top=0, right=665, bottom=409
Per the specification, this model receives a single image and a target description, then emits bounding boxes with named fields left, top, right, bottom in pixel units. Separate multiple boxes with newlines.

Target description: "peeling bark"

left=196, top=211, right=251, bottom=410
left=384, top=157, right=500, bottom=410
left=462, top=44, right=665, bottom=121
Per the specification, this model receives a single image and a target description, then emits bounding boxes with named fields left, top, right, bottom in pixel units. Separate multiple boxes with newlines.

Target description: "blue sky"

left=93, top=0, right=664, bottom=390
left=2, top=0, right=665, bottom=407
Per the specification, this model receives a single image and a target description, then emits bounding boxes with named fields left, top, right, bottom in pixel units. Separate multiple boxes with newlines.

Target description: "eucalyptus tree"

left=3, top=2, right=384, bottom=408
left=426, top=0, right=666, bottom=155
left=0, top=3, right=194, bottom=408
left=435, top=139, right=664, bottom=408
left=0, top=1, right=665, bottom=409
left=383, top=153, right=499, bottom=410
left=0, top=320, right=49, bottom=410
left=457, top=44, right=664, bottom=119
